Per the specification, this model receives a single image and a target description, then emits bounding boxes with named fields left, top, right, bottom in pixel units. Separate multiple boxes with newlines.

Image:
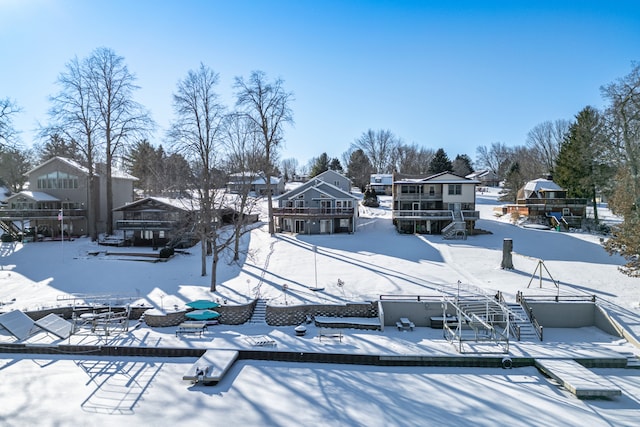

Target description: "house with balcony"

left=501, top=176, right=587, bottom=229
left=0, top=156, right=136, bottom=240
left=272, top=178, right=358, bottom=234
left=391, top=172, right=480, bottom=237
left=113, top=196, right=199, bottom=247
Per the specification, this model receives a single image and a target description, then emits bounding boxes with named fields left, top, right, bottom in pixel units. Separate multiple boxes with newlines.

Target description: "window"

left=37, top=170, right=79, bottom=190
left=429, top=186, right=435, bottom=196
left=448, top=184, right=462, bottom=195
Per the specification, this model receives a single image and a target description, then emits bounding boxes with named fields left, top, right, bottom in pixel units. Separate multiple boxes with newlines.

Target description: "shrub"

left=1, top=234, right=14, bottom=243
left=159, top=247, right=174, bottom=259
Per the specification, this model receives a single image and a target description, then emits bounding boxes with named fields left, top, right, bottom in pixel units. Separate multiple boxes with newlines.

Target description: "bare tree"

left=168, top=63, right=227, bottom=289
left=351, top=129, right=399, bottom=174
left=86, top=47, right=154, bottom=235
left=234, top=71, right=294, bottom=235
left=0, top=98, right=22, bottom=149
left=225, top=112, right=263, bottom=261
left=280, top=157, right=298, bottom=181
left=526, top=119, right=570, bottom=173
left=45, top=56, right=101, bottom=240
left=475, top=142, right=513, bottom=180
left=392, top=143, right=434, bottom=174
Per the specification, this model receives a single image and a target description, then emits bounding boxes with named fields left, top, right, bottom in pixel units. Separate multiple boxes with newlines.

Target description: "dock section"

left=535, top=358, right=622, bottom=398
left=183, top=349, right=239, bottom=385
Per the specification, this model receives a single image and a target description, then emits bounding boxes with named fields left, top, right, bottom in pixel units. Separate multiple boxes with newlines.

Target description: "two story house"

left=272, top=175, right=358, bottom=234
left=392, top=171, right=480, bottom=237
left=0, top=156, right=136, bottom=240
left=113, top=196, right=199, bottom=247
left=502, top=176, right=587, bottom=229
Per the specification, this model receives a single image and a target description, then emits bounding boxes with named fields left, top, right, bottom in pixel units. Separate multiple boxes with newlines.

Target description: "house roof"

left=523, top=178, right=563, bottom=193
left=370, top=174, right=393, bottom=185
left=315, top=169, right=350, bottom=183
left=465, top=169, right=497, bottom=180
left=25, top=156, right=138, bottom=181
left=276, top=178, right=357, bottom=201
left=6, top=191, right=60, bottom=203
left=394, top=171, right=480, bottom=185
left=113, top=196, right=199, bottom=212
left=25, top=156, right=90, bottom=177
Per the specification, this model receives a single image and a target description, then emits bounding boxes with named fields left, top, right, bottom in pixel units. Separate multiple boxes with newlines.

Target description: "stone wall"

left=215, top=301, right=254, bottom=325
left=266, top=302, right=378, bottom=326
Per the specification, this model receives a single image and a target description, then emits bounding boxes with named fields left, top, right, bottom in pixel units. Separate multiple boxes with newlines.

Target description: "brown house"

left=503, top=177, right=587, bottom=229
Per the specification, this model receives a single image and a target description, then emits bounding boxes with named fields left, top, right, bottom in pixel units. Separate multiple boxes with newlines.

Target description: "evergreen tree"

left=428, top=148, right=452, bottom=174
left=499, top=161, right=525, bottom=203
left=452, top=154, right=474, bottom=177
left=346, top=148, right=374, bottom=192
left=555, top=106, right=611, bottom=223
left=35, top=133, right=84, bottom=164
left=329, top=157, right=343, bottom=172
left=362, top=185, right=379, bottom=207
left=309, top=152, right=330, bottom=177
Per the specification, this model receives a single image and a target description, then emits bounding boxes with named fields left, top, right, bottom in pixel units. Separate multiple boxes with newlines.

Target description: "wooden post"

left=501, top=238, right=513, bottom=269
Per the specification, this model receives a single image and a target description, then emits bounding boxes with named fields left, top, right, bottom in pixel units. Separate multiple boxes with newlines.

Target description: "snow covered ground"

left=1, top=188, right=640, bottom=426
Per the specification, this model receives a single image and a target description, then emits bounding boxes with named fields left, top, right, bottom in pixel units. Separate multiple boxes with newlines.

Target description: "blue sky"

left=1, top=0, right=639, bottom=167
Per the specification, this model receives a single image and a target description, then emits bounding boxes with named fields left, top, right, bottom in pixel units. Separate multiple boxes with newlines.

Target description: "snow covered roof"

left=523, top=178, right=563, bottom=193
left=114, top=196, right=199, bottom=212
left=6, top=191, right=60, bottom=202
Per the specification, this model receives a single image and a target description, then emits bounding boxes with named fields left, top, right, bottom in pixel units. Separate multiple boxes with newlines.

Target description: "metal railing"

left=0, top=208, right=87, bottom=219
left=272, top=207, right=355, bottom=217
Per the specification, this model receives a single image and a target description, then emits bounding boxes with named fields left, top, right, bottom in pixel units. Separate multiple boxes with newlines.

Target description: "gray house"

left=0, top=156, right=136, bottom=240
left=314, top=169, right=352, bottom=193
left=272, top=178, right=359, bottom=234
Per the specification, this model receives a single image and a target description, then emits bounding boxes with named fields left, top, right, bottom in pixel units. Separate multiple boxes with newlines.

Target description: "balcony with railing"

left=392, top=209, right=480, bottom=221
left=0, top=208, right=87, bottom=220
left=518, top=198, right=588, bottom=208
left=272, top=207, right=355, bottom=218
left=115, top=219, right=178, bottom=230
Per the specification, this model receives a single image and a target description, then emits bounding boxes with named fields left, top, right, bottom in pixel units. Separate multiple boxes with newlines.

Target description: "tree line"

left=0, top=48, right=292, bottom=290
left=2, top=52, right=640, bottom=277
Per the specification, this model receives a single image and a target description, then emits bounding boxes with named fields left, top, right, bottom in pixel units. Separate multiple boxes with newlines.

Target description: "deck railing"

left=272, top=207, right=355, bottom=217
left=0, top=208, right=87, bottom=219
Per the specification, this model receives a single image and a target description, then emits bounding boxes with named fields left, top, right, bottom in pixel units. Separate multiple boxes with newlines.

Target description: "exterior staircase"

left=249, top=299, right=267, bottom=324
left=0, top=219, right=21, bottom=241
left=442, top=211, right=467, bottom=240
left=505, top=302, right=540, bottom=341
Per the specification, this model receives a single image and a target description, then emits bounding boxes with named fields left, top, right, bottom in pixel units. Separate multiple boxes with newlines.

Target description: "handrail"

left=378, top=294, right=442, bottom=302
left=519, top=295, right=544, bottom=341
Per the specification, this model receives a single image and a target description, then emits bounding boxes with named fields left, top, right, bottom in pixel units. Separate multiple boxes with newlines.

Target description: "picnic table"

left=396, top=317, right=415, bottom=331
left=176, top=321, right=207, bottom=337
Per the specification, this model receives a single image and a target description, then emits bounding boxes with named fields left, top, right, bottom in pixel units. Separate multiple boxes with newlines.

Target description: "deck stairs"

left=442, top=211, right=466, bottom=240
left=249, top=299, right=267, bottom=324
left=0, top=220, right=21, bottom=240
